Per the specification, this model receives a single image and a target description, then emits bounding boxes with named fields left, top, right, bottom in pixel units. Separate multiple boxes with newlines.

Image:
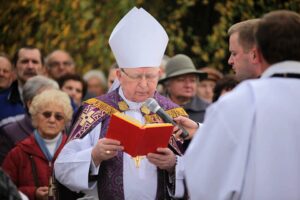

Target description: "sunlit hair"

left=29, top=89, right=73, bottom=127
left=228, top=19, right=260, bottom=53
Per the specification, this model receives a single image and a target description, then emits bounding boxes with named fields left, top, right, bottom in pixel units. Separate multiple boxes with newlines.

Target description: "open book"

left=106, top=112, right=173, bottom=157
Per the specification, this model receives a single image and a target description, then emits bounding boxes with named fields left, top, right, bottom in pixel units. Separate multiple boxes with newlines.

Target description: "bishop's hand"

left=91, top=138, right=124, bottom=166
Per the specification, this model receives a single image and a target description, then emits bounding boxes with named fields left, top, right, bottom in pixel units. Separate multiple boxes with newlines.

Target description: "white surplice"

left=184, top=61, right=300, bottom=200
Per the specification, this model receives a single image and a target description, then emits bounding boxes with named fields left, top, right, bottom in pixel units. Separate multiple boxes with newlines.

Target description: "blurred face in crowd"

left=197, top=79, right=216, bottom=103
left=15, top=48, right=43, bottom=85
left=108, top=68, right=117, bottom=89
left=47, top=51, right=75, bottom=80
left=0, top=56, right=14, bottom=90
left=61, top=79, right=83, bottom=106
left=117, top=67, right=160, bottom=102
left=35, top=103, right=66, bottom=139
left=228, top=32, right=258, bottom=81
left=166, top=74, right=198, bottom=105
left=87, top=76, right=105, bottom=96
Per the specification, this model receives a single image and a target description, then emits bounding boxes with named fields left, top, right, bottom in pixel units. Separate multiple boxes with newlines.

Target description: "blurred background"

left=1, top=0, right=300, bottom=75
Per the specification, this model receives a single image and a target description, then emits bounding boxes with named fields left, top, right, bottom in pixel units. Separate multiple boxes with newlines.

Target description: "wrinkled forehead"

left=50, top=52, right=72, bottom=62
left=18, top=48, right=41, bottom=60
left=0, top=57, right=12, bottom=69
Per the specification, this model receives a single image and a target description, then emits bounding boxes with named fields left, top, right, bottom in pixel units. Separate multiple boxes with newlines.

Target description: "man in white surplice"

left=174, top=10, right=300, bottom=200
left=54, top=7, right=186, bottom=200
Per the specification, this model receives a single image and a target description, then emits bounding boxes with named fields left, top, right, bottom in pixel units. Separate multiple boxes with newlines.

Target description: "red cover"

left=106, top=113, right=173, bottom=157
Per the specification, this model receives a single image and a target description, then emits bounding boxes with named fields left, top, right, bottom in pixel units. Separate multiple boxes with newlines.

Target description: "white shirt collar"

left=261, top=61, right=300, bottom=78
left=118, top=87, right=144, bottom=110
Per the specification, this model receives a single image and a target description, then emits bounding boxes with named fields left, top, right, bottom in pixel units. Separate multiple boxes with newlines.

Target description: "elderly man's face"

left=87, top=76, right=105, bottom=96
left=46, top=51, right=75, bottom=80
left=0, top=57, right=14, bottom=90
left=15, top=48, right=43, bottom=85
left=167, top=74, right=198, bottom=100
left=117, top=67, right=160, bottom=102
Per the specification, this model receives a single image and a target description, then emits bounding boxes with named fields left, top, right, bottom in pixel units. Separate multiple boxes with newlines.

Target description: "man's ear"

left=116, top=69, right=122, bottom=79
left=251, top=47, right=262, bottom=64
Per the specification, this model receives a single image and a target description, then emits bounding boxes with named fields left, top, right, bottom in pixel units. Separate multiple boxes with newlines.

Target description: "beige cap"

left=159, top=54, right=207, bottom=83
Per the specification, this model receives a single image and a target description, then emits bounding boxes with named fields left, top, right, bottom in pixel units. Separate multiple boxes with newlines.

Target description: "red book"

left=106, top=112, right=173, bottom=157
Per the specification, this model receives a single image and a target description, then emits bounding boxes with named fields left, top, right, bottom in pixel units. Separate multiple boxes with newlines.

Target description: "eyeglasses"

left=48, top=61, right=73, bottom=68
left=41, top=111, right=65, bottom=121
left=121, top=69, right=159, bottom=82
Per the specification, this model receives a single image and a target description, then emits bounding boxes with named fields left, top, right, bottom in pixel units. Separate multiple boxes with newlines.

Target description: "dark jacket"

left=0, top=81, right=25, bottom=127
left=183, top=95, right=210, bottom=123
left=1, top=134, right=67, bottom=200
left=0, top=114, right=33, bottom=164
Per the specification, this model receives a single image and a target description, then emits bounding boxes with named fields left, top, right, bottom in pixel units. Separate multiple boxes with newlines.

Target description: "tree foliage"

left=1, top=0, right=299, bottom=75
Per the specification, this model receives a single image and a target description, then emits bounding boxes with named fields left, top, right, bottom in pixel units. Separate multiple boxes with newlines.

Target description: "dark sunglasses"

left=41, top=111, right=65, bottom=121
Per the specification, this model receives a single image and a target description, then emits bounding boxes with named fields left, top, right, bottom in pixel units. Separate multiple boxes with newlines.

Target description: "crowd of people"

left=0, top=6, right=300, bottom=200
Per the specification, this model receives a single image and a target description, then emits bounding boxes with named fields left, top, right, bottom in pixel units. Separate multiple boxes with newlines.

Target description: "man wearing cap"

left=55, top=7, right=188, bottom=199
left=159, top=54, right=209, bottom=150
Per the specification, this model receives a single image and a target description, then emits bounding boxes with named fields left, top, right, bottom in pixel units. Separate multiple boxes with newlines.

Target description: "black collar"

left=271, top=73, right=300, bottom=79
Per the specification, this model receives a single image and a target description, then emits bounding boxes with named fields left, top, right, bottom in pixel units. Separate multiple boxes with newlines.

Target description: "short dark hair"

left=213, top=75, right=239, bottom=102
left=12, top=46, right=44, bottom=67
left=256, top=10, right=300, bottom=64
left=58, top=73, right=87, bottom=99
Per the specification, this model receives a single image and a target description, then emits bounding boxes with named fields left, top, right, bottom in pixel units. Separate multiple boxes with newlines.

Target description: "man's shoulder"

left=186, top=96, right=210, bottom=111
left=0, top=117, right=32, bottom=142
left=154, top=92, right=180, bottom=110
left=68, top=93, right=120, bottom=140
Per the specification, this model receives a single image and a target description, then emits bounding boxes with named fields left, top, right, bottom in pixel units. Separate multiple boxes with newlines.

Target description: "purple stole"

left=68, top=88, right=188, bottom=199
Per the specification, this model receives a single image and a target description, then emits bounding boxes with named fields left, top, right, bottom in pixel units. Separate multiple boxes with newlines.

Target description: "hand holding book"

left=91, top=138, right=124, bottom=166
left=106, top=112, right=174, bottom=157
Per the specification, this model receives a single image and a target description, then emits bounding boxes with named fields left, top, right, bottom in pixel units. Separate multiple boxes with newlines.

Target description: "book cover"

left=106, top=112, right=173, bottom=157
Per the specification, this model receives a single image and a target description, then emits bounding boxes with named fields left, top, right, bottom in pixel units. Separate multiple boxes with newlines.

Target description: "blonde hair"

left=29, top=89, right=73, bottom=127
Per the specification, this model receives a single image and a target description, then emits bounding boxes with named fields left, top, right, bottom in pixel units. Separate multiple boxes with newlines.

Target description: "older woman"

left=0, top=75, right=59, bottom=164
left=1, top=89, right=73, bottom=200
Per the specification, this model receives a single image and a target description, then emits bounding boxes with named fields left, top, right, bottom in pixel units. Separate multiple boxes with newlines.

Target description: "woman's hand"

left=35, top=186, right=48, bottom=200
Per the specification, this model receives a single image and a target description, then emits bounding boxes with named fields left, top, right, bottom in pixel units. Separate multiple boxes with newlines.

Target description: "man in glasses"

left=45, top=50, right=75, bottom=81
left=55, top=7, right=188, bottom=199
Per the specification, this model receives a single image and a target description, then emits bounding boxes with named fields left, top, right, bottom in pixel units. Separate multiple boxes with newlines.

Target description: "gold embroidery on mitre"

left=118, top=101, right=129, bottom=111
left=144, top=107, right=188, bottom=123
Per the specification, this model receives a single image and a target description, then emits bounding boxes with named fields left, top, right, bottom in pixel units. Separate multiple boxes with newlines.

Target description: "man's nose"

left=27, top=60, right=36, bottom=68
left=139, top=76, right=148, bottom=87
left=228, top=56, right=233, bottom=65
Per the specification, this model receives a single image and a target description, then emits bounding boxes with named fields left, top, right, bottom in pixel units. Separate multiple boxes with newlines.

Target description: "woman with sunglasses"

left=1, top=89, right=73, bottom=200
